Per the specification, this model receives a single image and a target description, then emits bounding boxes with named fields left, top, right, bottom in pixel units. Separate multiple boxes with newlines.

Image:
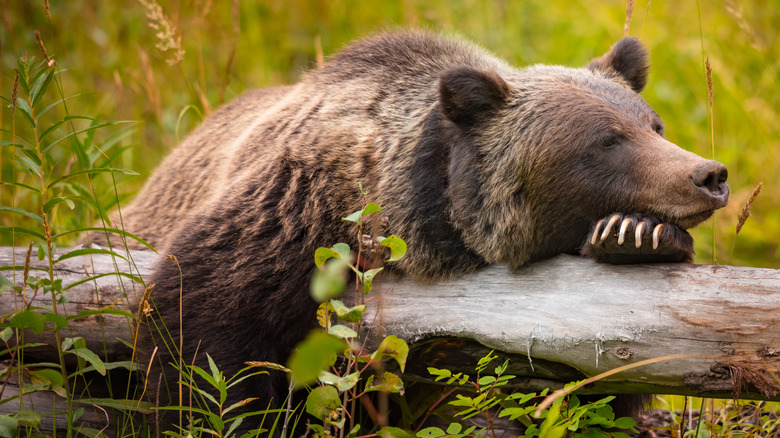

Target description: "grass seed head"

left=624, top=0, right=635, bottom=37
left=138, top=0, right=185, bottom=65
left=736, top=182, right=763, bottom=235
left=705, top=57, right=713, bottom=108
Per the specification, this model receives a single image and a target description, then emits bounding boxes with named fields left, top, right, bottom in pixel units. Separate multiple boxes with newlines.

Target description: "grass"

left=1, top=0, right=779, bottom=436
left=2, top=0, right=778, bottom=266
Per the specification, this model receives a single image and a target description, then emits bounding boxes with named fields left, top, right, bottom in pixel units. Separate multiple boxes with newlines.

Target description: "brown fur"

left=87, top=32, right=729, bottom=431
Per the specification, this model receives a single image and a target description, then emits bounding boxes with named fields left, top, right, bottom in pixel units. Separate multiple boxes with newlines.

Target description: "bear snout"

left=690, top=160, right=729, bottom=207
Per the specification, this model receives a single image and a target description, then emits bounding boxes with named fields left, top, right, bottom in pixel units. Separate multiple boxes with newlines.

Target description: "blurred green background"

left=1, top=0, right=778, bottom=267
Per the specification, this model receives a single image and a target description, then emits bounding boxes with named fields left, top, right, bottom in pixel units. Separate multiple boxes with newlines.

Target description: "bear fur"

left=87, top=32, right=729, bottom=429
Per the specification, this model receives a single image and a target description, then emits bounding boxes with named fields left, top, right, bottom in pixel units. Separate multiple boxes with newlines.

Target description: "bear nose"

left=691, top=161, right=729, bottom=203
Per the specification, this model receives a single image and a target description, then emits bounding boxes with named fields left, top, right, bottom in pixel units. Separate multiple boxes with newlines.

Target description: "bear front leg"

left=581, top=213, right=694, bottom=264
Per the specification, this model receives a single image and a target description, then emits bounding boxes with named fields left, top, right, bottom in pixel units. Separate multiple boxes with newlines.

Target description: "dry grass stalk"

left=138, top=0, right=185, bottom=65
left=705, top=57, right=713, bottom=109
left=136, top=46, right=163, bottom=120
left=725, top=0, right=764, bottom=50
left=315, top=35, right=324, bottom=69
left=34, top=30, right=56, bottom=67
left=43, top=0, right=50, bottom=20
left=624, top=0, right=635, bottom=37
left=736, top=182, right=763, bottom=235
left=11, top=71, right=18, bottom=116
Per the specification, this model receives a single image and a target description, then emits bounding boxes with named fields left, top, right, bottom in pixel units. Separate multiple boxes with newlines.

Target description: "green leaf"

left=364, top=372, right=404, bottom=394
left=0, top=328, right=12, bottom=343
left=362, top=267, right=383, bottom=294
left=43, top=121, right=134, bottom=154
left=21, top=149, right=41, bottom=167
left=314, top=247, right=341, bottom=269
left=182, top=382, right=219, bottom=407
left=0, top=207, right=43, bottom=224
left=16, top=156, right=40, bottom=177
left=416, top=427, right=445, bottom=438
left=69, top=348, right=107, bottom=375
left=38, top=93, right=98, bottom=118
left=67, top=307, right=135, bottom=321
left=310, top=257, right=349, bottom=302
left=29, top=368, right=64, bottom=389
left=332, top=242, right=351, bottom=258
left=0, top=141, right=24, bottom=148
left=478, top=376, right=496, bottom=386
left=287, top=331, right=347, bottom=388
left=498, top=405, right=536, bottom=421
left=30, top=69, right=54, bottom=108
left=189, top=364, right=218, bottom=389
left=0, top=180, right=41, bottom=193
left=342, top=210, right=363, bottom=224
left=379, top=427, right=416, bottom=438
left=12, top=411, right=40, bottom=429
left=48, top=167, right=139, bottom=187
left=44, top=313, right=68, bottom=331
left=319, top=371, right=360, bottom=392
left=330, top=300, right=366, bottom=323
left=0, top=225, right=46, bottom=240
left=61, top=336, right=81, bottom=351
left=69, top=361, right=139, bottom=378
left=371, top=335, right=409, bottom=372
left=9, top=310, right=45, bottom=335
left=612, top=417, right=637, bottom=429
left=54, top=227, right=156, bottom=251
left=305, top=385, right=341, bottom=420
left=342, top=202, right=383, bottom=224
left=56, top=248, right=128, bottom=263
left=328, top=324, right=357, bottom=339
left=316, top=302, right=335, bottom=328
left=42, top=197, right=75, bottom=214
left=446, top=423, right=462, bottom=434
left=0, top=276, right=15, bottom=293
left=0, top=415, right=18, bottom=438
left=36, top=242, right=46, bottom=261
left=15, top=97, right=35, bottom=127
left=64, top=272, right=144, bottom=292
left=223, top=398, right=257, bottom=416
left=379, top=235, right=407, bottom=262
left=88, top=398, right=153, bottom=414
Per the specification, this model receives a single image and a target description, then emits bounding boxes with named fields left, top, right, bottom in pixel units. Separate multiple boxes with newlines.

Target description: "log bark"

left=2, top=246, right=780, bottom=401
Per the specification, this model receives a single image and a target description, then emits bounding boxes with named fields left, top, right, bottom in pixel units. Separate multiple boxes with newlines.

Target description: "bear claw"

left=652, top=224, right=663, bottom=250
left=634, top=221, right=646, bottom=248
left=582, top=213, right=694, bottom=264
left=617, top=217, right=633, bottom=245
left=598, top=214, right=621, bottom=242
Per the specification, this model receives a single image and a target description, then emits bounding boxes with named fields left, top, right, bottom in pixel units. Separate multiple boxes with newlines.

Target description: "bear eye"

left=653, top=123, right=664, bottom=136
left=599, top=135, right=622, bottom=149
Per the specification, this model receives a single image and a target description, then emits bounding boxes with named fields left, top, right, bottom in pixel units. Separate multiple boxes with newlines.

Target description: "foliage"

left=162, top=355, right=273, bottom=438
left=420, top=351, right=636, bottom=438
left=0, top=50, right=150, bottom=436
left=290, top=193, right=409, bottom=438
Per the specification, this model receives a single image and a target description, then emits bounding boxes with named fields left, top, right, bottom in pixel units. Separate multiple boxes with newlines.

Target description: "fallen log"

left=2, top=246, right=780, bottom=407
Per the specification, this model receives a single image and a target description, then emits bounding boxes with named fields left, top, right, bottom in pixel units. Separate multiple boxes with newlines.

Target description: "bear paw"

left=581, top=213, right=694, bottom=264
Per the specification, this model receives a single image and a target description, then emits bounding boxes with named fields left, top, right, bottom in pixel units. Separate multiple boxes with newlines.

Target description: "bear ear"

left=587, top=37, right=649, bottom=93
left=439, top=67, right=511, bottom=127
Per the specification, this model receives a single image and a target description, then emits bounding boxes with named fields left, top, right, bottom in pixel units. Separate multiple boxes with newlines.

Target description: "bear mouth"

left=673, top=209, right=715, bottom=230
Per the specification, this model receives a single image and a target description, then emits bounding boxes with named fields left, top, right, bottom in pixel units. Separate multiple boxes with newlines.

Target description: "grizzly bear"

left=88, top=32, right=729, bottom=430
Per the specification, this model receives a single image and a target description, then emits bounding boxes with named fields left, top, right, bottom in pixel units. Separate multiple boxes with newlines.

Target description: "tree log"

left=2, top=246, right=780, bottom=402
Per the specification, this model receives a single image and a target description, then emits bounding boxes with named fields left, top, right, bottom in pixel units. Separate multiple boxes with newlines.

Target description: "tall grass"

left=2, top=0, right=777, bottom=266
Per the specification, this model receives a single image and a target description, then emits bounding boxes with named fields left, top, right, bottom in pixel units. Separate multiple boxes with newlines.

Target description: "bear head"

left=439, top=37, right=729, bottom=266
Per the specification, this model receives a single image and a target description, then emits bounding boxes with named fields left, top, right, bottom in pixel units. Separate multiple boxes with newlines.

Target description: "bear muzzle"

left=669, top=160, right=729, bottom=229
left=690, top=160, right=729, bottom=207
